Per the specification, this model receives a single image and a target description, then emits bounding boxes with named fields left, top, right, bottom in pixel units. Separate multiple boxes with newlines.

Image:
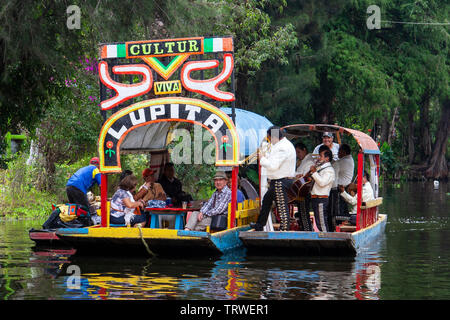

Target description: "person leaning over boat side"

left=66, top=157, right=101, bottom=217
left=110, top=174, right=147, bottom=227
left=252, top=126, right=297, bottom=231
left=309, top=149, right=335, bottom=232
left=184, top=171, right=231, bottom=231
left=339, top=170, right=374, bottom=226
left=329, top=143, right=354, bottom=230
left=312, top=132, right=339, bottom=161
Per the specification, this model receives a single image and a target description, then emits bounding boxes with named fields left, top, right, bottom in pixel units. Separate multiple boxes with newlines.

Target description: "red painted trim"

left=101, top=174, right=108, bottom=227
left=356, top=151, right=364, bottom=231
left=230, top=166, right=238, bottom=228
left=180, top=53, right=235, bottom=101
left=144, top=207, right=201, bottom=212
left=99, top=62, right=153, bottom=111
left=29, top=232, right=59, bottom=240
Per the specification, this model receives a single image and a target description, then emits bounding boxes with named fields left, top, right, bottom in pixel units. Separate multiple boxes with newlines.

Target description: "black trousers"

left=255, top=178, right=293, bottom=231
left=328, top=188, right=352, bottom=229
left=66, top=186, right=93, bottom=214
left=328, top=188, right=339, bottom=231
left=295, top=194, right=312, bottom=231
left=311, top=197, right=329, bottom=232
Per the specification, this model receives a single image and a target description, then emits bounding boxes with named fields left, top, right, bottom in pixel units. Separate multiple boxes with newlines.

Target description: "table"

left=144, top=207, right=200, bottom=230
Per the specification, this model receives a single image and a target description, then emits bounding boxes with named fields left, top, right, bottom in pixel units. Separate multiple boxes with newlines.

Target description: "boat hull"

left=239, top=214, right=387, bottom=256
left=55, top=225, right=250, bottom=257
left=29, top=228, right=65, bottom=246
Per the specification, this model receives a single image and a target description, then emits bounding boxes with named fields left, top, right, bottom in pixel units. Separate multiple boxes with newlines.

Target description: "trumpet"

left=239, top=138, right=271, bottom=165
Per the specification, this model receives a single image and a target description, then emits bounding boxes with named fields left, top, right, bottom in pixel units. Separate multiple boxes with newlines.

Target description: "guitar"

left=287, top=160, right=324, bottom=202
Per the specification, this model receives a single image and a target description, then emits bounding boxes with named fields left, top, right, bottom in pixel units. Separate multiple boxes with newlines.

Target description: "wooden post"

left=230, top=166, right=238, bottom=228
left=356, top=151, right=364, bottom=231
left=101, top=173, right=108, bottom=227
left=375, top=154, right=380, bottom=221
left=258, top=155, right=261, bottom=204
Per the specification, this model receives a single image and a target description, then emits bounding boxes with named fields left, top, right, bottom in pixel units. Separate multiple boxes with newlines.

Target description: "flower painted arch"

left=98, top=97, right=240, bottom=173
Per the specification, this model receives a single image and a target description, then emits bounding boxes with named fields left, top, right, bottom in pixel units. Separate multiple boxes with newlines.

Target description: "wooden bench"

left=361, top=197, right=383, bottom=209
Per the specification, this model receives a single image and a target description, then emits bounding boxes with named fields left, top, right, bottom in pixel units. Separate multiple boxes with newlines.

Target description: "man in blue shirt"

left=226, top=171, right=245, bottom=203
left=66, top=157, right=101, bottom=214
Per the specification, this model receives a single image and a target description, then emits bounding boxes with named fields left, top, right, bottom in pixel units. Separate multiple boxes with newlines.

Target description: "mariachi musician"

left=292, top=143, right=316, bottom=231
left=309, top=148, right=335, bottom=232
left=252, top=126, right=296, bottom=231
left=329, top=144, right=354, bottom=229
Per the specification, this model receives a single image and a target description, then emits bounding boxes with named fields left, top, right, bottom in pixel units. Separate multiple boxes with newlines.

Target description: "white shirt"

left=260, top=137, right=296, bottom=180
left=311, top=162, right=335, bottom=196
left=332, top=154, right=354, bottom=188
left=340, top=182, right=375, bottom=215
left=313, top=142, right=340, bottom=161
left=295, top=153, right=315, bottom=176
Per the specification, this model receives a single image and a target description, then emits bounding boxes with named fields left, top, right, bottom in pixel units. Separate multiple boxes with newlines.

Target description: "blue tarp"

left=220, top=107, right=273, bottom=157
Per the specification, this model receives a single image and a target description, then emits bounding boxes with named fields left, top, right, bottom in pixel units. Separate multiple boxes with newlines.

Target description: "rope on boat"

left=137, top=225, right=155, bottom=256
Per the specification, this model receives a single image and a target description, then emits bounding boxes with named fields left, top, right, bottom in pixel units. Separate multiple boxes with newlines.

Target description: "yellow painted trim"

left=66, top=227, right=196, bottom=239
left=154, top=80, right=182, bottom=95
left=98, top=97, right=240, bottom=173
left=229, top=199, right=260, bottom=228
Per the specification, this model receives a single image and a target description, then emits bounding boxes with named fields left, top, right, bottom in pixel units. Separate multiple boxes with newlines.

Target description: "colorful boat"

left=239, top=124, right=387, bottom=256
left=47, top=35, right=271, bottom=257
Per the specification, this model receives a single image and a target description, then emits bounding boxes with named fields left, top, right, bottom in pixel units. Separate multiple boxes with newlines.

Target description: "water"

left=0, top=181, right=449, bottom=300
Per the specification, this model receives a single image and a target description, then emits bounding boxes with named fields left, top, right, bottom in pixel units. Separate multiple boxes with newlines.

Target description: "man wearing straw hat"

left=184, top=171, right=231, bottom=231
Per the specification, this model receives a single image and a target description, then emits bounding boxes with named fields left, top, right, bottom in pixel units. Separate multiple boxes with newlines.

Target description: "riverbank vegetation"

left=0, top=0, right=448, bottom=218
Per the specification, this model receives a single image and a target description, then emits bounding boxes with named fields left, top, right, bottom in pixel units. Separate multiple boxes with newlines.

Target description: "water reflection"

left=1, top=182, right=448, bottom=300
left=34, top=244, right=384, bottom=300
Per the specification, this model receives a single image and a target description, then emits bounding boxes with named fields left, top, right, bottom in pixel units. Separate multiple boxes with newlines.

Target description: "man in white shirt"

left=295, top=142, right=316, bottom=176
left=339, top=171, right=374, bottom=225
left=252, top=126, right=296, bottom=231
left=293, top=142, right=315, bottom=231
left=309, top=148, right=335, bottom=232
left=312, top=132, right=339, bottom=161
left=330, top=144, right=354, bottom=229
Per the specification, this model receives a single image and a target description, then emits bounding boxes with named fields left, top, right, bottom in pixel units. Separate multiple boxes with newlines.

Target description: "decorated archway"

left=98, top=97, right=240, bottom=173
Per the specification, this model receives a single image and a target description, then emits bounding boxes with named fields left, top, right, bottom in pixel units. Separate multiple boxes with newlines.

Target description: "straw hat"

left=213, top=171, right=227, bottom=180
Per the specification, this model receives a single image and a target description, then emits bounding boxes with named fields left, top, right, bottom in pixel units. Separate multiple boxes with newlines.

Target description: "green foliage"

left=0, top=153, right=56, bottom=218
left=380, top=142, right=401, bottom=179
left=0, top=0, right=448, bottom=221
left=166, top=125, right=218, bottom=200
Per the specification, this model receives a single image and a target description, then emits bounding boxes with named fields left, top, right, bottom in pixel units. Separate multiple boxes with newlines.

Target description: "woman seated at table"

left=110, top=174, right=147, bottom=227
left=134, top=168, right=167, bottom=203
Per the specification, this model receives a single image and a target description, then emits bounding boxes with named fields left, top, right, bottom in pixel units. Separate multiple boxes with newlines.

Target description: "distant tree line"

left=0, top=0, right=448, bottom=189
